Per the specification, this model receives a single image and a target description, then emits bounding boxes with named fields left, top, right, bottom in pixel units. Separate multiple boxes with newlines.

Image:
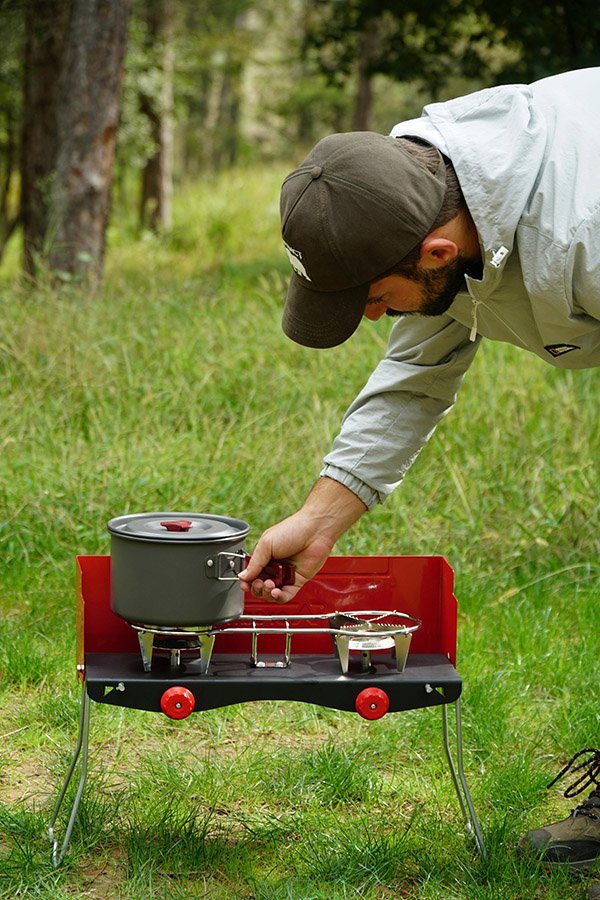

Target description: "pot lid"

left=107, top=512, right=250, bottom=543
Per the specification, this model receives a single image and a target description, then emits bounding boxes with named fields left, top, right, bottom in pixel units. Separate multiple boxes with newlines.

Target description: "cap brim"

left=282, top=273, right=369, bottom=349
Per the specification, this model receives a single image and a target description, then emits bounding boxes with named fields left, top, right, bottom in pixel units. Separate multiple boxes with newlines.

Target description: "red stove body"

left=50, top=554, right=485, bottom=868
left=76, top=554, right=460, bottom=715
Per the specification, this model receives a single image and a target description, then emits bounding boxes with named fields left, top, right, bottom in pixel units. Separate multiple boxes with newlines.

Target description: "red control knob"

left=160, top=686, right=195, bottom=719
left=355, top=687, right=390, bottom=720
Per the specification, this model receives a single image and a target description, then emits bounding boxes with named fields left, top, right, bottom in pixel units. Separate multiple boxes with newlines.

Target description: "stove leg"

left=138, top=631, right=155, bottom=672
left=333, top=635, right=350, bottom=674
left=393, top=632, right=411, bottom=672
left=442, top=700, right=486, bottom=858
left=198, top=632, right=216, bottom=675
left=48, top=680, right=91, bottom=868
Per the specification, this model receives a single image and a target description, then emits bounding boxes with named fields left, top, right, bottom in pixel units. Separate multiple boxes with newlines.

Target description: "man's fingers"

left=239, top=575, right=297, bottom=603
left=268, top=586, right=299, bottom=603
left=238, top=532, right=304, bottom=603
left=250, top=578, right=266, bottom=598
left=246, top=577, right=278, bottom=599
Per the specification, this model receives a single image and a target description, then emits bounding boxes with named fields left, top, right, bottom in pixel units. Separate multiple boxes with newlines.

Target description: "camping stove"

left=49, top=554, right=485, bottom=867
left=131, top=610, right=420, bottom=675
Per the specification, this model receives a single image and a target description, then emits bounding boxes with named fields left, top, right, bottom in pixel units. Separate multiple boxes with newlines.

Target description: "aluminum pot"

left=107, top=512, right=250, bottom=627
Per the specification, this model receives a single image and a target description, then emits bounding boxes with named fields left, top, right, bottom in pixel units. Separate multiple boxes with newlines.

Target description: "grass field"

left=0, top=165, right=598, bottom=898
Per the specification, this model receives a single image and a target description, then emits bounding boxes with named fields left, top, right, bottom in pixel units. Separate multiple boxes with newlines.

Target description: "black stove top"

left=85, top=651, right=461, bottom=715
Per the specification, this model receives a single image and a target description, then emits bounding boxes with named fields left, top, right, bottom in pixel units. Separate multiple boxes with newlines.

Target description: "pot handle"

left=206, top=552, right=295, bottom=586
left=244, top=555, right=295, bottom=588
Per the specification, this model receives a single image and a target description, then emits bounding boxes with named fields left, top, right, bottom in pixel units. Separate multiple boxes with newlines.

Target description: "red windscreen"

left=77, top=554, right=457, bottom=666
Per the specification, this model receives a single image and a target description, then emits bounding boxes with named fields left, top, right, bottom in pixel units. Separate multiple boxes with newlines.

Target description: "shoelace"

left=547, top=748, right=600, bottom=818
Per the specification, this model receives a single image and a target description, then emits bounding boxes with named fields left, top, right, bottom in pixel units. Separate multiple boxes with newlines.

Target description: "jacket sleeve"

left=321, top=314, right=482, bottom=508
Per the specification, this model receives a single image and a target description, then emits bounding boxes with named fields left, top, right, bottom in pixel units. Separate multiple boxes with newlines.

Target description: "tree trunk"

left=352, top=67, right=373, bottom=132
left=211, top=63, right=242, bottom=171
left=182, top=69, right=212, bottom=175
left=139, top=0, right=175, bottom=233
left=211, top=12, right=248, bottom=172
left=0, top=114, right=21, bottom=264
left=351, top=18, right=378, bottom=132
left=0, top=5, right=24, bottom=265
left=47, top=0, right=130, bottom=283
left=295, top=0, right=315, bottom=144
left=21, top=0, right=72, bottom=275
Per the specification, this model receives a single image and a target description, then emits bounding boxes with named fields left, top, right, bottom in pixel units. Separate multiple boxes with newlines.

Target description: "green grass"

left=0, top=163, right=598, bottom=897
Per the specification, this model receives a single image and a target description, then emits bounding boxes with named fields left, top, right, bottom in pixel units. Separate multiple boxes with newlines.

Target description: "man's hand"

left=239, top=477, right=367, bottom=602
left=238, top=512, right=334, bottom=602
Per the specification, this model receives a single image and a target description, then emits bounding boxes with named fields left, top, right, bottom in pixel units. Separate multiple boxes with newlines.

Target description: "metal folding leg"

left=48, top=680, right=91, bottom=867
left=46, top=679, right=485, bottom=866
left=442, top=698, right=486, bottom=857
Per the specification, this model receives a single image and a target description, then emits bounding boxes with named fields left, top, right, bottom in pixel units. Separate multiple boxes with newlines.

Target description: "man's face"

left=365, top=254, right=476, bottom=320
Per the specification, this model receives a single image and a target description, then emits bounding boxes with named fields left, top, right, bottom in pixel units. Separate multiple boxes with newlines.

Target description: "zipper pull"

left=490, top=246, right=509, bottom=268
left=469, top=299, right=479, bottom=342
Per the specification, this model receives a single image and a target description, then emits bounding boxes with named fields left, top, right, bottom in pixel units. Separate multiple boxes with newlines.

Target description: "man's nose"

left=363, top=302, right=388, bottom=321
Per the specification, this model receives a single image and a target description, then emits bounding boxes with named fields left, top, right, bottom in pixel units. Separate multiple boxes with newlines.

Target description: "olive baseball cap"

left=280, top=131, right=447, bottom=348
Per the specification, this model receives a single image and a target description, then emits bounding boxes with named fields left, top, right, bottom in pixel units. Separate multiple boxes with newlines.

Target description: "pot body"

left=108, top=512, right=249, bottom=627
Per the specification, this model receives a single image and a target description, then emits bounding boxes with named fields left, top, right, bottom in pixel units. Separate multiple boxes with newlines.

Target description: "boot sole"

left=542, top=857, right=598, bottom=874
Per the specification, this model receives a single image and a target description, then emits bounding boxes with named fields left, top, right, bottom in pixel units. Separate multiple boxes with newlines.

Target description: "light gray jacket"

left=322, top=68, right=600, bottom=509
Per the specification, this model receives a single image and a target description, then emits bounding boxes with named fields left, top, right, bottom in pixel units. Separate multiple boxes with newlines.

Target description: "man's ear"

left=419, top=236, right=458, bottom=268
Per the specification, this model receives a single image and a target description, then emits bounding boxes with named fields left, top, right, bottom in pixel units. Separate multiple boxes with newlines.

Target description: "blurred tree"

left=465, top=1, right=600, bottom=83
left=308, top=0, right=478, bottom=130
left=138, top=0, right=175, bottom=232
left=113, top=0, right=257, bottom=192
left=178, top=0, right=254, bottom=173
left=303, top=0, right=518, bottom=128
left=20, top=0, right=72, bottom=275
left=46, top=0, right=130, bottom=282
left=268, top=0, right=351, bottom=148
left=352, top=14, right=378, bottom=130
left=6, top=0, right=593, bottom=276
left=111, top=14, right=154, bottom=210
left=210, top=15, right=246, bottom=171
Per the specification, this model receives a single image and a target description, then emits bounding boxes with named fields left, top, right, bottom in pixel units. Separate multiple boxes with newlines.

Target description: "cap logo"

left=284, top=241, right=311, bottom=281
left=544, top=343, right=581, bottom=357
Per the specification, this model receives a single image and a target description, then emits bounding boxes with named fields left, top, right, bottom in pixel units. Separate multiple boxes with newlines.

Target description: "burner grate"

left=131, top=610, right=421, bottom=675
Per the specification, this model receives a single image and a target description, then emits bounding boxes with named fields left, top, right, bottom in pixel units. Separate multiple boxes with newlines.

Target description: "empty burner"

left=328, top=612, right=415, bottom=673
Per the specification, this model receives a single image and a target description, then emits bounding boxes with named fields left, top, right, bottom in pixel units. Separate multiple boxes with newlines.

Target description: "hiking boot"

left=519, top=748, right=600, bottom=872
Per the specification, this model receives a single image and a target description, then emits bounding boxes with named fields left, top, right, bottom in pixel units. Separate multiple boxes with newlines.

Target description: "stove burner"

left=328, top=612, right=414, bottom=673
left=131, top=610, right=420, bottom=676
left=134, top=625, right=215, bottom=674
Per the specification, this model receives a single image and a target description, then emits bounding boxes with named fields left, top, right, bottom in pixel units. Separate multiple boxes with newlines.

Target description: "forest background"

left=1, top=0, right=599, bottom=278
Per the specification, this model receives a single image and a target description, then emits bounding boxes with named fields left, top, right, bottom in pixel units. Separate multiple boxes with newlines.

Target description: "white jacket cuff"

left=319, top=466, right=382, bottom=510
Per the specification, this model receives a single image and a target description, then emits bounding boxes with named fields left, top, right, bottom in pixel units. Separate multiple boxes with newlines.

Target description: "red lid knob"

left=355, top=687, right=390, bottom=720
left=160, top=520, right=193, bottom=532
left=160, top=686, right=195, bottom=719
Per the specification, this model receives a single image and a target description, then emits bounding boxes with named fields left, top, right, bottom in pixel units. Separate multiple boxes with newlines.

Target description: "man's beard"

left=386, top=255, right=483, bottom=318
